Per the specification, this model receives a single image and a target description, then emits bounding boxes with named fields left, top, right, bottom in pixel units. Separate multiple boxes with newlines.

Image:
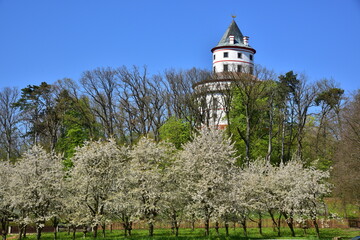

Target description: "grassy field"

left=325, top=198, right=360, bottom=219
left=10, top=227, right=360, bottom=240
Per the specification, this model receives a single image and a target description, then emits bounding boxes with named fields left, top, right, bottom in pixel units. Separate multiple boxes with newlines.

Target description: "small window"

left=250, top=67, right=253, bottom=74
left=223, top=64, right=228, bottom=72
left=249, top=54, right=253, bottom=61
left=213, top=66, right=216, bottom=73
left=213, top=54, right=216, bottom=60
left=223, top=52, right=228, bottom=58
left=237, top=65, right=242, bottom=73
left=238, top=53, right=242, bottom=59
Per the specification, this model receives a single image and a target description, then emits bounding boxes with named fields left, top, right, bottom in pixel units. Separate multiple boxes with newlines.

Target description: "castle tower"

left=194, top=19, right=256, bottom=129
left=212, top=19, right=256, bottom=74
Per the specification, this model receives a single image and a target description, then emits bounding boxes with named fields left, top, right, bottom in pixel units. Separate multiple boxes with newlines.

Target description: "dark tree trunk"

left=128, top=222, right=132, bottom=236
left=283, top=213, right=295, bottom=237
left=23, top=225, right=27, bottom=238
left=93, top=224, right=98, bottom=238
left=240, top=219, right=247, bottom=237
left=258, top=213, right=263, bottom=235
left=122, top=223, right=128, bottom=237
left=53, top=216, right=59, bottom=240
left=269, top=210, right=281, bottom=237
left=170, top=210, right=178, bottom=236
left=148, top=222, right=154, bottom=237
left=36, top=226, right=43, bottom=240
left=225, top=222, right=229, bottom=236
left=175, top=225, right=179, bottom=237
left=72, top=226, right=76, bottom=240
left=215, top=221, right=219, bottom=235
left=1, top=218, right=8, bottom=240
left=204, top=218, right=210, bottom=236
left=101, top=223, right=106, bottom=237
left=18, top=223, right=26, bottom=240
left=83, top=228, right=87, bottom=238
left=190, top=213, right=195, bottom=231
left=18, top=227, right=23, bottom=240
left=313, top=218, right=320, bottom=238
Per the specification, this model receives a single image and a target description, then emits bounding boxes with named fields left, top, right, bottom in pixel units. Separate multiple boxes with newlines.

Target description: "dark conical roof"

left=216, top=20, right=247, bottom=47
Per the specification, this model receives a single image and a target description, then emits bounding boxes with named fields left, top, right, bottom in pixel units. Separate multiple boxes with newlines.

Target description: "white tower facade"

left=212, top=20, right=256, bottom=75
left=194, top=19, right=256, bottom=129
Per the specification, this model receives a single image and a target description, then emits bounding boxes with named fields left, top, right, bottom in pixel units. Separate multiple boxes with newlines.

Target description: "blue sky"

left=0, top=0, right=359, bottom=93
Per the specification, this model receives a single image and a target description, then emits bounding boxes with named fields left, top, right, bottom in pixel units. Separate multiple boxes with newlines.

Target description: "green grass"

left=325, top=198, right=360, bottom=219
left=11, top=227, right=360, bottom=240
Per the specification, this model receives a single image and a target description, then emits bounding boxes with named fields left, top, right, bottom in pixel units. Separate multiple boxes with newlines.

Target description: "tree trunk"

left=93, top=224, right=98, bottom=238
left=240, top=219, right=247, bottom=237
left=283, top=213, right=295, bottom=237
left=288, top=218, right=295, bottom=237
left=215, top=221, right=219, bottom=235
left=258, top=213, right=263, bottom=235
left=18, top=223, right=27, bottom=240
left=18, top=225, right=23, bottom=240
left=148, top=222, right=154, bottom=237
left=191, top=215, right=195, bottom=231
left=280, top=110, right=286, bottom=163
left=122, top=223, right=128, bottom=237
left=245, top=116, right=251, bottom=163
left=225, top=222, right=229, bottom=236
left=1, top=218, right=8, bottom=240
left=36, top=226, right=43, bottom=240
left=269, top=210, right=281, bottom=237
left=171, top=210, right=178, bottom=235
left=72, top=226, right=76, bottom=240
left=204, top=218, right=210, bottom=236
left=313, top=218, right=320, bottom=238
left=23, top=225, right=27, bottom=238
left=101, top=223, right=106, bottom=237
left=175, top=225, right=179, bottom=237
left=128, top=221, right=132, bottom=236
left=266, top=100, right=274, bottom=162
left=53, top=216, right=59, bottom=240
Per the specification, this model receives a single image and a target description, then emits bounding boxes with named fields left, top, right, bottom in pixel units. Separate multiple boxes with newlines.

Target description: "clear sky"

left=0, top=0, right=359, bottom=93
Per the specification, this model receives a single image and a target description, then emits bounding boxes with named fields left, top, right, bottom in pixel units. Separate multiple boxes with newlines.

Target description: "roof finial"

left=231, top=15, right=236, bottom=20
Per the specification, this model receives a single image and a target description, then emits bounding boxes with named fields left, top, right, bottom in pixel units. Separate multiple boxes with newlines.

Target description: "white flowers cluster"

left=0, top=128, right=331, bottom=239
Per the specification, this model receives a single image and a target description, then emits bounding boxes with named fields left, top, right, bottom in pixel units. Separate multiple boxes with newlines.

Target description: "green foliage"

left=13, top=82, right=53, bottom=144
left=55, top=91, right=100, bottom=167
left=325, top=198, right=360, bottom=219
left=278, top=71, right=300, bottom=97
left=315, top=88, right=344, bottom=109
left=159, top=117, right=191, bottom=149
left=228, top=79, right=277, bottom=164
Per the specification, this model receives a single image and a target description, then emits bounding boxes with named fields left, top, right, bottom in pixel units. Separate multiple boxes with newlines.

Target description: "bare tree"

left=332, top=91, right=360, bottom=209
left=117, top=66, right=168, bottom=142
left=164, top=68, right=211, bottom=129
left=0, top=87, right=20, bottom=161
left=292, top=74, right=319, bottom=159
left=80, top=68, right=120, bottom=138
